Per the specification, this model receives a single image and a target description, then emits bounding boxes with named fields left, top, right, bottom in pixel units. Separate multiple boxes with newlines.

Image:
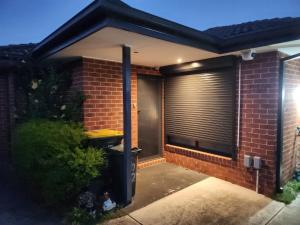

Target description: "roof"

left=3, top=0, right=300, bottom=60
left=204, top=17, right=300, bottom=39
left=32, top=0, right=300, bottom=59
left=31, top=0, right=219, bottom=59
left=0, top=43, right=36, bottom=62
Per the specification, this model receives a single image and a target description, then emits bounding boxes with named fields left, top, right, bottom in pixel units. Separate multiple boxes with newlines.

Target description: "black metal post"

left=122, top=45, right=132, bottom=204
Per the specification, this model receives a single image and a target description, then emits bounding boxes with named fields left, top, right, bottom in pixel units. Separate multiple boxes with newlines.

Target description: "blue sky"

left=0, top=0, right=299, bottom=45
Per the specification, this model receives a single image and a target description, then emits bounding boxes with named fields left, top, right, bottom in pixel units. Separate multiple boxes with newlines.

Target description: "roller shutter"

left=165, top=68, right=236, bottom=157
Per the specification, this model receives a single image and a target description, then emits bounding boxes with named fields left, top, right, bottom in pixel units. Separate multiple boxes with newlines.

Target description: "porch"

left=126, top=162, right=208, bottom=213
left=31, top=0, right=300, bottom=203
left=106, top=162, right=286, bottom=225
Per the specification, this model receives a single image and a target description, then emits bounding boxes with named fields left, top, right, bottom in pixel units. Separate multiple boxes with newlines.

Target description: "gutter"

left=276, top=52, right=300, bottom=192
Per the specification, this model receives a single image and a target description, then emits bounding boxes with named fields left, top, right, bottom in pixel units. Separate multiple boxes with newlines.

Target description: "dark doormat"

left=124, top=162, right=208, bottom=213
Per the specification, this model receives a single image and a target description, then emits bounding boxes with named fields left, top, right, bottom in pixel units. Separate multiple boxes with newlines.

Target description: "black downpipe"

left=276, top=53, right=300, bottom=192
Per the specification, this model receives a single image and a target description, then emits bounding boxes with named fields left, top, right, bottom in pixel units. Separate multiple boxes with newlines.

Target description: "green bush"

left=13, top=119, right=106, bottom=205
left=67, top=207, right=96, bottom=225
left=275, top=180, right=300, bottom=204
left=14, top=63, right=85, bottom=123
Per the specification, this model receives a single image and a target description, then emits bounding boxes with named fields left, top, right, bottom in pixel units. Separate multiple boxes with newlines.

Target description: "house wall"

left=282, top=58, right=300, bottom=184
left=73, top=52, right=281, bottom=196
left=0, top=73, right=14, bottom=166
left=72, top=58, right=160, bottom=147
left=165, top=52, right=280, bottom=196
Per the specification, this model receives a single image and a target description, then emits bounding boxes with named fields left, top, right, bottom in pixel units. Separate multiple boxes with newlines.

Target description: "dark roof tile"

left=0, top=43, right=36, bottom=62
left=204, top=17, right=300, bottom=39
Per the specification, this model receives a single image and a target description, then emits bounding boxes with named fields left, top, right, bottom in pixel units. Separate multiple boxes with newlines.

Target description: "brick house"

left=1, top=0, right=300, bottom=203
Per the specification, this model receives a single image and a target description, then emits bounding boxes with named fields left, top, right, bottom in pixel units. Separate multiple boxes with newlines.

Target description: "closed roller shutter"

left=165, top=68, right=236, bottom=156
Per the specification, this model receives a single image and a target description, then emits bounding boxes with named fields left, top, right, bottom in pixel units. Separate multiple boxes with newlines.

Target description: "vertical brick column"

left=0, top=74, right=12, bottom=165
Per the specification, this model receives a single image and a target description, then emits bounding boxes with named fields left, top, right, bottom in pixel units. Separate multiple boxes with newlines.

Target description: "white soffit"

left=254, top=39, right=300, bottom=55
left=51, top=27, right=219, bottom=67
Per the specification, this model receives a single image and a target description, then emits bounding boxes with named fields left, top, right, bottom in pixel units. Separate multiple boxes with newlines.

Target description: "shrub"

left=67, top=207, right=96, bottom=225
left=13, top=119, right=106, bottom=205
left=14, top=63, right=85, bottom=123
left=275, top=180, right=300, bottom=204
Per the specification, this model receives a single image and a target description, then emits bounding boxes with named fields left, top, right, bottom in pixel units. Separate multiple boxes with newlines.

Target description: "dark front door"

left=137, top=75, right=162, bottom=159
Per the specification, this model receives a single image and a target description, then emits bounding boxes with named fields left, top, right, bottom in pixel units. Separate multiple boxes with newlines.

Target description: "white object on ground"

left=103, top=198, right=116, bottom=212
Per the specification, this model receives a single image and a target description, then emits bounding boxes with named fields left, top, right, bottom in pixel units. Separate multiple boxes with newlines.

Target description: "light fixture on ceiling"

left=191, top=62, right=201, bottom=67
left=177, top=58, right=182, bottom=63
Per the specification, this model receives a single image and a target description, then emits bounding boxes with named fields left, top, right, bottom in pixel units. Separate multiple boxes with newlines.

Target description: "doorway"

left=137, top=75, right=162, bottom=160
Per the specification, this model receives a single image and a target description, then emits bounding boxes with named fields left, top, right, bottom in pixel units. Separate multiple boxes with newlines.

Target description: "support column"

left=122, top=45, right=132, bottom=204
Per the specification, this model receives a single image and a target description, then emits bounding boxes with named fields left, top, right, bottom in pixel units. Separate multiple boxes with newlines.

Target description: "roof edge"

left=32, top=0, right=220, bottom=59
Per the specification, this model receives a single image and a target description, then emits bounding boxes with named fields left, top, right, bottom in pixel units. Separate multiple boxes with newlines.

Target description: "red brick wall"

left=282, top=58, right=300, bottom=184
left=72, top=53, right=281, bottom=196
left=165, top=52, right=280, bottom=196
left=72, top=58, right=160, bottom=147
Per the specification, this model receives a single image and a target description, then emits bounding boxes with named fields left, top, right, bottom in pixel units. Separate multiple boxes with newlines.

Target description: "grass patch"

left=275, top=180, right=300, bottom=204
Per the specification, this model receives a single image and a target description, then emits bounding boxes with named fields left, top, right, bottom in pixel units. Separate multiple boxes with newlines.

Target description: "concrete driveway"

left=104, top=176, right=285, bottom=225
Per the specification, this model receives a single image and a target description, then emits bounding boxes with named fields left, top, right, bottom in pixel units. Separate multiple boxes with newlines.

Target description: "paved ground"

left=0, top=166, right=63, bottom=225
left=105, top=173, right=287, bottom=225
left=124, top=162, right=208, bottom=213
left=268, top=194, right=300, bottom=225
left=2, top=163, right=300, bottom=225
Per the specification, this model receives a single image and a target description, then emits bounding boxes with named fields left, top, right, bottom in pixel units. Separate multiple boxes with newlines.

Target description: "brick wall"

left=165, top=52, right=280, bottom=196
left=0, top=74, right=14, bottom=165
left=72, top=58, right=160, bottom=147
left=282, top=58, right=300, bottom=184
left=72, top=53, right=281, bottom=196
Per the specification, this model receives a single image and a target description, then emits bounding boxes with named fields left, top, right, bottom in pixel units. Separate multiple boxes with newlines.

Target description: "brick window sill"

left=165, top=144, right=232, bottom=161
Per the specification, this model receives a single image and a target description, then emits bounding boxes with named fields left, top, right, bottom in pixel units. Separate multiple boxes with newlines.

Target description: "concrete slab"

left=128, top=177, right=283, bottom=225
left=268, top=195, right=300, bottom=225
left=248, top=201, right=285, bottom=225
left=102, top=216, right=140, bottom=225
left=124, top=162, right=208, bottom=213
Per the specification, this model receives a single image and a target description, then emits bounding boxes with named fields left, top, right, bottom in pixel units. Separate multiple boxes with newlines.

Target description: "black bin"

left=86, top=136, right=123, bottom=149
left=108, top=144, right=141, bottom=204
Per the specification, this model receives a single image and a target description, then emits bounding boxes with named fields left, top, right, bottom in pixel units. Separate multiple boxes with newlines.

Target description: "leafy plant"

left=14, top=62, right=84, bottom=122
left=67, top=207, right=96, bottom=225
left=275, top=180, right=300, bottom=204
left=13, top=119, right=106, bottom=205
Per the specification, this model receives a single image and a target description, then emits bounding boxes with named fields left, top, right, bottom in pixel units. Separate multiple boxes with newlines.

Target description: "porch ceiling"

left=50, top=27, right=219, bottom=67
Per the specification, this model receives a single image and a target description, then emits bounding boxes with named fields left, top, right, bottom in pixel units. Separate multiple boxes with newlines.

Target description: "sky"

left=0, top=0, right=299, bottom=45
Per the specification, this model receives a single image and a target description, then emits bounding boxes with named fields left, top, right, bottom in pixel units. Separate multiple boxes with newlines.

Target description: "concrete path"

left=268, top=194, right=300, bottom=225
left=104, top=177, right=285, bottom=225
left=125, top=162, right=208, bottom=213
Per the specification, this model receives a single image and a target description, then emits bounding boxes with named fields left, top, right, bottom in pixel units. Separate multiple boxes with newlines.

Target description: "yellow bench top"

left=85, top=129, right=123, bottom=139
